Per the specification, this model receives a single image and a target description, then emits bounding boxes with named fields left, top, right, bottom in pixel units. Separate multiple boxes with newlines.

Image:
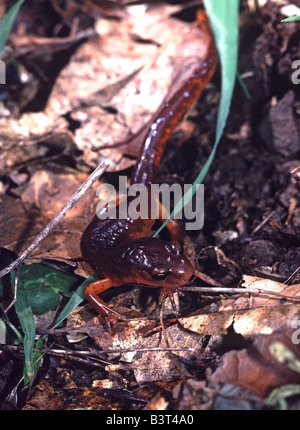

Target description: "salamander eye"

left=151, top=266, right=169, bottom=281
left=152, top=272, right=168, bottom=281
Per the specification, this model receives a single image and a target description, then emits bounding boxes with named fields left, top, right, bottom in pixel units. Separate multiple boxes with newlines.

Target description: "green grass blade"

left=11, top=270, right=37, bottom=385
left=51, top=274, right=98, bottom=330
left=154, top=0, right=239, bottom=235
left=281, top=15, right=300, bottom=22
left=237, top=72, right=251, bottom=99
left=0, top=305, right=23, bottom=344
left=0, top=0, right=25, bottom=59
left=204, top=0, right=239, bottom=143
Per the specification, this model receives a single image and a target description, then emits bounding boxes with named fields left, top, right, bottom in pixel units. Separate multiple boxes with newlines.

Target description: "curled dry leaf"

left=179, top=275, right=300, bottom=337
left=179, top=303, right=300, bottom=337
left=210, top=332, right=300, bottom=398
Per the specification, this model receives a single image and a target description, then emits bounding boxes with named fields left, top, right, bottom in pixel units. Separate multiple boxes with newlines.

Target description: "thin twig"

left=0, top=161, right=109, bottom=280
left=284, top=267, right=300, bottom=285
left=251, top=210, right=275, bottom=234
left=3, top=344, right=194, bottom=356
left=181, top=286, right=300, bottom=302
left=125, top=283, right=300, bottom=302
left=5, top=266, right=20, bottom=313
left=43, top=346, right=194, bottom=355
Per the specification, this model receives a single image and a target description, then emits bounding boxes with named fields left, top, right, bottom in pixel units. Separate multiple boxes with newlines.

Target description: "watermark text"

left=291, top=60, right=300, bottom=85
left=96, top=176, right=204, bottom=231
left=0, top=60, right=6, bottom=84
left=291, top=319, right=300, bottom=345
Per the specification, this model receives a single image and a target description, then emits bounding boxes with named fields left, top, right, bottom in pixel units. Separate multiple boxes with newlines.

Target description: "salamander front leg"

left=158, top=287, right=177, bottom=311
left=84, top=278, right=129, bottom=329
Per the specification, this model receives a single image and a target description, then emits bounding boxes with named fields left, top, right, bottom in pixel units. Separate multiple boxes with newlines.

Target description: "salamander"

left=80, top=10, right=217, bottom=327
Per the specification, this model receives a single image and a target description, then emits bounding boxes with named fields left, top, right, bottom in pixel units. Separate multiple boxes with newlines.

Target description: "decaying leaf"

left=219, top=275, right=300, bottom=311
left=0, top=169, right=96, bottom=268
left=70, top=315, right=205, bottom=385
left=179, top=303, right=300, bottom=337
left=179, top=275, right=300, bottom=337
left=210, top=332, right=300, bottom=398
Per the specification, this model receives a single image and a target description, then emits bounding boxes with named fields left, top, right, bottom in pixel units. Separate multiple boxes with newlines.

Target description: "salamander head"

left=117, top=237, right=194, bottom=287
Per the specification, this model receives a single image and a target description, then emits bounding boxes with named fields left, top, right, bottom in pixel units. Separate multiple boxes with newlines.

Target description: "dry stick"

left=181, top=286, right=300, bottom=302
left=126, top=283, right=300, bottom=302
left=284, top=267, right=300, bottom=285
left=40, top=346, right=194, bottom=356
left=3, top=344, right=193, bottom=356
left=251, top=210, right=275, bottom=235
left=1, top=161, right=109, bottom=311
left=9, top=265, right=21, bottom=312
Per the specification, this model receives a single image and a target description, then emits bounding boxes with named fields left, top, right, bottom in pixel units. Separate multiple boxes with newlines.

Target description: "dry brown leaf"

left=219, top=275, right=300, bottom=311
left=243, top=274, right=300, bottom=295
left=52, top=9, right=211, bottom=168
left=0, top=169, right=96, bottom=269
left=21, top=380, right=65, bottom=410
left=0, top=131, right=76, bottom=177
left=177, top=274, right=300, bottom=399
left=210, top=332, right=300, bottom=398
left=0, top=112, right=68, bottom=143
left=179, top=304, right=300, bottom=337
left=143, top=394, right=169, bottom=411
left=21, top=379, right=121, bottom=410
left=79, top=317, right=204, bottom=385
left=179, top=275, right=300, bottom=338
left=21, top=169, right=92, bottom=228
left=0, top=193, right=45, bottom=254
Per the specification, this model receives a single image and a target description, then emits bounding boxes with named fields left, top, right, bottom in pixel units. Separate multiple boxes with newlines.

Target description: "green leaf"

left=11, top=270, right=36, bottom=385
left=154, top=0, right=239, bottom=236
left=19, top=263, right=78, bottom=314
left=1, top=249, right=78, bottom=315
left=0, top=0, right=25, bottom=59
left=2, top=255, right=79, bottom=383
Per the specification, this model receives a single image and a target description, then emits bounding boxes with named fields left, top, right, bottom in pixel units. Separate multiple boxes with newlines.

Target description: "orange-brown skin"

left=80, top=11, right=217, bottom=326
